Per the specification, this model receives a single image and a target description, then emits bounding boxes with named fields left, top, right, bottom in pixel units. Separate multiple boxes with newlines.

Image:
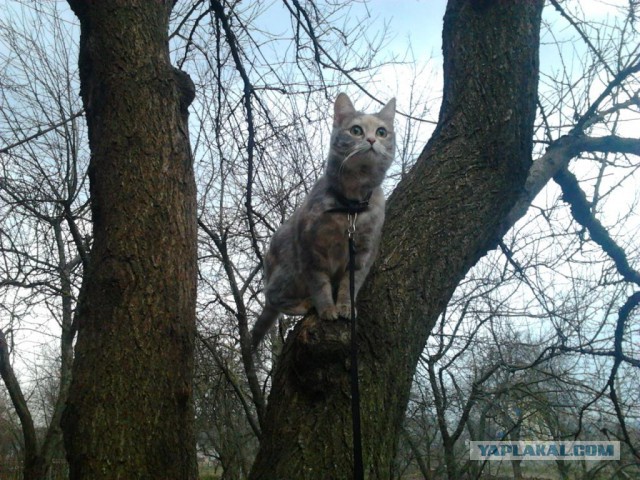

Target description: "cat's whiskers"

left=379, top=147, right=393, bottom=159
left=372, top=142, right=392, bottom=157
left=338, top=144, right=370, bottom=179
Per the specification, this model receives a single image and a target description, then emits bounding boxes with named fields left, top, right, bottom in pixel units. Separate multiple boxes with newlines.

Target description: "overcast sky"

left=3, top=0, right=636, bottom=384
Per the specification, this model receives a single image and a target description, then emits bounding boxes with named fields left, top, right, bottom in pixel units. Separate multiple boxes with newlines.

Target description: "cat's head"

left=327, top=93, right=396, bottom=187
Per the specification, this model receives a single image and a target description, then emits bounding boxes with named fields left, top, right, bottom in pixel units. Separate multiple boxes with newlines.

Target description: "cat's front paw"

left=336, top=303, right=355, bottom=319
left=318, top=305, right=339, bottom=320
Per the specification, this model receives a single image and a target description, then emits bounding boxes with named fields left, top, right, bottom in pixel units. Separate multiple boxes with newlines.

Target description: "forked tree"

left=250, top=1, right=545, bottom=478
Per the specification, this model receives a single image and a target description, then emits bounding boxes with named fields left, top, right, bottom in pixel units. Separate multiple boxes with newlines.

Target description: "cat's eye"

left=349, top=125, right=364, bottom=136
left=376, top=127, right=388, bottom=138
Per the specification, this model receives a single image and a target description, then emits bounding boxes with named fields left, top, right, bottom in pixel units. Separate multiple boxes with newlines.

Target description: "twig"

left=0, top=110, right=84, bottom=154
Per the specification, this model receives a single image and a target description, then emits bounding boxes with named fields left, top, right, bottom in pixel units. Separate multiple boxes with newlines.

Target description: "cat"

left=251, top=93, right=396, bottom=349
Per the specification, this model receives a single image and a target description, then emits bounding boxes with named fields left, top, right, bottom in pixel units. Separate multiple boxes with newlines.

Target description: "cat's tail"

left=251, top=304, right=280, bottom=350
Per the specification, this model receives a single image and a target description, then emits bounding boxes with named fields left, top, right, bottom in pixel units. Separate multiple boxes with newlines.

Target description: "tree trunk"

left=250, top=0, right=544, bottom=478
left=0, top=330, right=47, bottom=480
left=61, top=2, right=198, bottom=479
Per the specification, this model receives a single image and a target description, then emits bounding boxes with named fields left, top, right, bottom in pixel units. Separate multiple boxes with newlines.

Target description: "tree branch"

left=198, top=332, right=262, bottom=438
left=281, top=0, right=434, bottom=124
left=209, top=0, right=263, bottom=266
left=549, top=0, right=615, bottom=78
left=0, top=329, right=39, bottom=466
left=198, top=218, right=266, bottom=425
left=554, top=166, right=640, bottom=286
left=607, top=292, right=640, bottom=460
left=503, top=134, right=640, bottom=233
left=0, top=110, right=84, bottom=155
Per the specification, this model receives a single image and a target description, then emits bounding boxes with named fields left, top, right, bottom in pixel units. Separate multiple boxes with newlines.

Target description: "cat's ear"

left=378, top=97, right=396, bottom=124
left=334, top=93, right=356, bottom=127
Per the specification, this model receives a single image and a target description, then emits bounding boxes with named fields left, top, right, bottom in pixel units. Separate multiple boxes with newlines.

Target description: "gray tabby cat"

left=251, top=93, right=396, bottom=349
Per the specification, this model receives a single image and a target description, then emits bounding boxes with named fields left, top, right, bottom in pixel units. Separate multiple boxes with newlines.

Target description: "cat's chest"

left=302, top=209, right=379, bottom=250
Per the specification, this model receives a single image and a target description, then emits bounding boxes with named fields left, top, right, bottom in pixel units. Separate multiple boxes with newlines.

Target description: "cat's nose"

left=367, top=137, right=376, bottom=145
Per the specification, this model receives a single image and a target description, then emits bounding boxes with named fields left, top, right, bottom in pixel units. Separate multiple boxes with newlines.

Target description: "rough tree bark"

left=250, top=0, right=544, bottom=478
left=61, top=1, right=198, bottom=479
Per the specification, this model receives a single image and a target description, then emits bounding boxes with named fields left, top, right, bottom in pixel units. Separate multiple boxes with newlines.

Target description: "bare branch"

left=0, top=110, right=84, bottom=155
left=554, top=166, right=640, bottom=286
left=0, top=329, right=38, bottom=467
left=504, top=134, right=640, bottom=233
left=209, top=1, right=263, bottom=266
left=198, top=218, right=266, bottom=425
left=607, top=292, right=640, bottom=460
left=198, top=332, right=262, bottom=438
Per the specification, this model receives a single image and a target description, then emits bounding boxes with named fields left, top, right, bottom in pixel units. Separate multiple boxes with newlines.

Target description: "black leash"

left=347, top=215, right=364, bottom=480
left=325, top=188, right=369, bottom=480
